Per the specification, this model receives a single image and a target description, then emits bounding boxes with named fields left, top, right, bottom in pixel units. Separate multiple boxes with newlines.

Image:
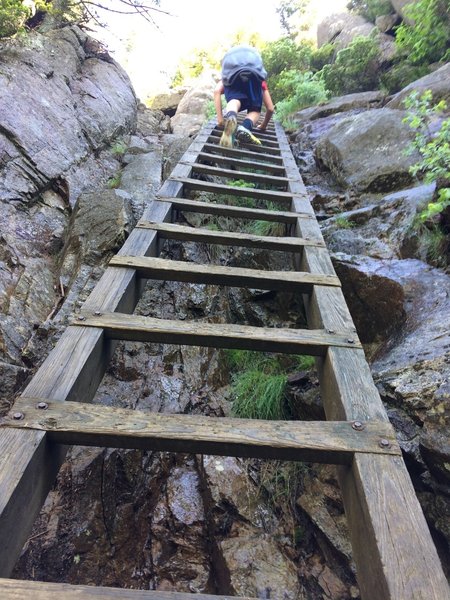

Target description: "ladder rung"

left=210, top=130, right=280, bottom=149
left=71, top=311, right=361, bottom=355
left=137, top=221, right=325, bottom=252
left=0, top=578, right=252, bottom=599
left=207, top=135, right=281, bottom=156
left=109, top=256, right=341, bottom=291
left=202, top=142, right=283, bottom=164
left=167, top=177, right=295, bottom=206
left=6, top=399, right=401, bottom=464
left=180, top=162, right=290, bottom=188
left=154, top=196, right=312, bottom=223
left=197, top=151, right=286, bottom=174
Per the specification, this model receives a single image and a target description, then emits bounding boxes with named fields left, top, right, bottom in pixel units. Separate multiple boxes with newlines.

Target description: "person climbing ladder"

left=214, top=45, right=275, bottom=148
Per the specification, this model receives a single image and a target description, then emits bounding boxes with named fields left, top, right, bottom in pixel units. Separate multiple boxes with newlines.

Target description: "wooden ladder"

left=0, top=119, right=448, bottom=600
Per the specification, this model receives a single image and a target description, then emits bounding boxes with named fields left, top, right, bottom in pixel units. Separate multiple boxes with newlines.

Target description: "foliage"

left=334, top=216, right=355, bottom=229
left=403, top=91, right=450, bottom=185
left=346, top=0, right=392, bottom=23
left=380, top=62, right=430, bottom=94
left=275, top=70, right=329, bottom=124
left=319, top=35, right=381, bottom=95
left=261, top=37, right=313, bottom=91
left=107, top=172, right=122, bottom=188
left=309, top=43, right=335, bottom=72
left=404, top=91, right=450, bottom=267
left=0, top=0, right=32, bottom=37
left=111, top=140, right=128, bottom=157
left=276, top=0, right=311, bottom=38
left=226, top=350, right=314, bottom=420
left=395, top=0, right=450, bottom=65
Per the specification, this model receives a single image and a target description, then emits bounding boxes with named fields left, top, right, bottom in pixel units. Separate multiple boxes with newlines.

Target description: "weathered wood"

left=197, top=151, right=286, bottom=174
left=169, top=177, right=295, bottom=205
left=209, top=130, right=280, bottom=149
left=4, top=399, right=401, bottom=464
left=0, top=578, right=252, bottom=600
left=137, top=222, right=324, bottom=252
left=109, top=256, right=341, bottom=291
left=207, top=135, right=282, bottom=156
left=72, top=311, right=361, bottom=355
left=202, top=142, right=284, bottom=164
left=155, top=196, right=312, bottom=223
left=0, top=124, right=218, bottom=578
left=275, top=121, right=450, bottom=600
left=179, top=162, right=290, bottom=188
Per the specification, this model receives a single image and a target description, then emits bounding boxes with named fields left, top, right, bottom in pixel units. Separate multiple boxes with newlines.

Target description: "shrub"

left=0, top=0, right=31, bottom=38
left=275, top=71, right=329, bottom=125
left=395, top=0, right=450, bottom=65
left=309, top=43, right=335, bottom=72
left=380, top=62, right=430, bottom=94
left=319, top=35, right=381, bottom=95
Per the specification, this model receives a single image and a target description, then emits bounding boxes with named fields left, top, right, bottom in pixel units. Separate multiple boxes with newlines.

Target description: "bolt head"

left=12, top=412, right=24, bottom=420
left=94, top=311, right=102, bottom=316
left=379, top=438, right=391, bottom=448
left=77, top=315, right=85, bottom=321
left=352, top=420, right=364, bottom=431
left=347, top=338, right=355, bottom=344
left=36, top=402, right=48, bottom=410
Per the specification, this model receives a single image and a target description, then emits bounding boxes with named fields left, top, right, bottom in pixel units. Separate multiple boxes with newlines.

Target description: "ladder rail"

left=0, top=117, right=447, bottom=599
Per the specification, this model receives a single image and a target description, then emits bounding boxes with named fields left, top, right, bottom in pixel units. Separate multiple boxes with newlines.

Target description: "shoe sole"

left=220, top=117, right=237, bottom=147
left=236, top=128, right=262, bottom=146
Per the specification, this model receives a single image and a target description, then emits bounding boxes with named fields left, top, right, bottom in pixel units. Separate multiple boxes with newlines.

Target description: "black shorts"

left=224, top=76, right=263, bottom=112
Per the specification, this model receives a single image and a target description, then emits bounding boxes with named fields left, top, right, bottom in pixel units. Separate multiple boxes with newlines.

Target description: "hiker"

left=214, top=45, right=275, bottom=148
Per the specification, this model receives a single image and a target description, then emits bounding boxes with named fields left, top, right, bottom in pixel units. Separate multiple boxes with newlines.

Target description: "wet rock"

left=221, top=534, right=305, bottom=599
left=331, top=254, right=407, bottom=345
left=315, top=108, right=420, bottom=192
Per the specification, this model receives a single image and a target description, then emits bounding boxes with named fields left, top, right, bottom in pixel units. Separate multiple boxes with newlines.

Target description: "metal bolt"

left=36, top=402, right=48, bottom=410
left=379, top=438, right=391, bottom=448
left=347, top=339, right=355, bottom=344
left=77, top=315, right=86, bottom=321
left=12, top=412, right=24, bottom=420
left=352, top=420, right=364, bottom=431
left=327, top=329, right=336, bottom=334
left=94, top=311, right=102, bottom=316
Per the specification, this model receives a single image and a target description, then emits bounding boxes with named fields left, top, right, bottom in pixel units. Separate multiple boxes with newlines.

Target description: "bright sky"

left=95, top=0, right=347, bottom=98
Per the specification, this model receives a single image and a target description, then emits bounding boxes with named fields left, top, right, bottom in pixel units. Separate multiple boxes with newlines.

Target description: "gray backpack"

left=221, top=45, right=267, bottom=87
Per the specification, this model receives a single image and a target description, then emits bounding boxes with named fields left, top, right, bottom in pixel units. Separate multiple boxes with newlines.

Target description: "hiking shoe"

left=235, top=125, right=262, bottom=146
left=220, top=114, right=237, bottom=147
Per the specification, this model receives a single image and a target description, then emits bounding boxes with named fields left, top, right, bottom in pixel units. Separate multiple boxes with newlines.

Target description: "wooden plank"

left=4, top=399, right=401, bottom=464
left=169, top=177, right=295, bottom=205
left=72, top=311, right=361, bottom=355
left=109, top=256, right=341, bottom=291
left=155, top=196, right=313, bottom=223
left=275, top=121, right=450, bottom=599
left=202, top=142, right=284, bottom=164
left=0, top=124, right=219, bottom=577
left=179, top=162, right=290, bottom=188
left=210, top=130, right=280, bottom=149
left=0, top=578, right=253, bottom=599
left=207, top=135, right=281, bottom=156
left=197, top=151, right=286, bottom=175
left=137, top=221, right=325, bottom=252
